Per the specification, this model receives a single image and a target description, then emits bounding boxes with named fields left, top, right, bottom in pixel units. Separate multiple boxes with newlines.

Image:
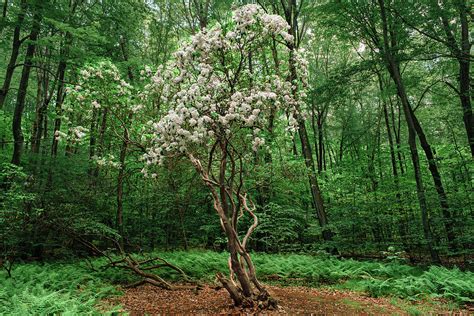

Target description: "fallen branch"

left=58, top=222, right=197, bottom=291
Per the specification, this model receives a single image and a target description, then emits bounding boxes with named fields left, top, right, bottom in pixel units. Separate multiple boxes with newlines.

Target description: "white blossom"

left=252, top=137, right=265, bottom=152
left=143, top=4, right=306, bottom=167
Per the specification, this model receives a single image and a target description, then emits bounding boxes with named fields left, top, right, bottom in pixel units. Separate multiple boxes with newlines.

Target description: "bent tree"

left=145, top=4, right=302, bottom=307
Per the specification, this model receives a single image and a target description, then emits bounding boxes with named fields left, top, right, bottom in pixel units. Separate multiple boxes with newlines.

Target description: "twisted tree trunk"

left=189, top=150, right=276, bottom=309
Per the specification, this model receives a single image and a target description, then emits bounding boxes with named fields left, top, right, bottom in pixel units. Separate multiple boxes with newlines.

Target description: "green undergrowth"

left=0, top=262, right=122, bottom=315
left=136, top=250, right=473, bottom=305
left=1, top=250, right=472, bottom=315
left=92, top=250, right=473, bottom=305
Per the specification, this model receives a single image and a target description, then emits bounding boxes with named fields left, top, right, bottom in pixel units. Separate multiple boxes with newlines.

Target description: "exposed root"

left=216, top=272, right=278, bottom=310
left=216, top=272, right=243, bottom=306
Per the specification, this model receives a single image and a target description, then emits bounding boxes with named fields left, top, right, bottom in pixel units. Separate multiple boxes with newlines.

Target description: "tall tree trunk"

left=116, top=123, right=129, bottom=244
left=115, top=36, right=136, bottom=246
left=389, top=97, right=405, bottom=174
left=92, top=108, right=108, bottom=177
left=11, top=8, right=41, bottom=165
left=458, top=1, right=473, bottom=156
left=0, top=0, right=26, bottom=109
left=31, top=46, right=55, bottom=154
left=436, top=0, right=473, bottom=156
left=310, top=105, right=319, bottom=167
left=291, top=52, right=332, bottom=241
left=377, top=71, right=411, bottom=251
left=410, top=107, right=456, bottom=250
left=317, top=116, right=324, bottom=173
left=88, top=108, right=99, bottom=161
left=50, top=0, right=80, bottom=156
left=378, top=0, right=440, bottom=263
left=31, top=67, right=45, bottom=153
left=338, top=127, right=345, bottom=163
left=382, top=98, right=399, bottom=179
left=1, top=0, right=7, bottom=23
left=282, top=0, right=333, bottom=242
left=51, top=33, right=71, bottom=157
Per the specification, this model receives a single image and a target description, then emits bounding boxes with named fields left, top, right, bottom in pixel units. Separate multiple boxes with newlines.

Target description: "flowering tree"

left=62, top=61, right=144, bottom=150
left=62, top=61, right=153, bottom=241
left=59, top=62, right=196, bottom=290
left=145, top=4, right=302, bottom=307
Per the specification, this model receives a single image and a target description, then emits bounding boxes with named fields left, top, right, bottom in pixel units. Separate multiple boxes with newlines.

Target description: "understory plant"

left=144, top=4, right=306, bottom=308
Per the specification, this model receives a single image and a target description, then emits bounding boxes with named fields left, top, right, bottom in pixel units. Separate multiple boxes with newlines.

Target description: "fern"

left=0, top=263, right=122, bottom=315
left=1, top=250, right=472, bottom=315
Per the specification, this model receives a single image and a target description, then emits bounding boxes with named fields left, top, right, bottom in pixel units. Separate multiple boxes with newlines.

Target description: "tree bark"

left=11, top=8, right=41, bottom=165
left=115, top=35, right=135, bottom=246
left=116, top=125, right=128, bottom=245
left=189, top=152, right=275, bottom=308
left=376, top=71, right=412, bottom=251
left=1, top=0, right=7, bottom=22
left=91, top=108, right=109, bottom=177
left=409, top=107, right=456, bottom=250
left=458, top=1, right=473, bottom=156
left=31, top=45, right=55, bottom=154
left=378, top=0, right=440, bottom=263
left=88, top=107, right=98, bottom=160
left=317, top=115, right=325, bottom=173
left=0, top=0, right=26, bottom=109
left=283, top=0, right=333, bottom=242
left=50, top=0, right=79, bottom=156
left=436, top=0, right=473, bottom=157
left=389, top=97, right=405, bottom=174
left=51, top=33, right=71, bottom=157
left=31, top=71, right=45, bottom=153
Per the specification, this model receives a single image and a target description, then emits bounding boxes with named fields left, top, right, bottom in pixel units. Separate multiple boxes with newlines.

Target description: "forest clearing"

left=0, top=0, right=473, bottom=315
left=2, top=251, right=473, bottom=314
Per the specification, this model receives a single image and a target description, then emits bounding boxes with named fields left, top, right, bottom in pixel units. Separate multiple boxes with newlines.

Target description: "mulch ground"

left=103, top=283, right=472, bottom=315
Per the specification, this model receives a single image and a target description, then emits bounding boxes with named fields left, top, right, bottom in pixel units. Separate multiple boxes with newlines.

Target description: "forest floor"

left=105, top=283, right=472, bottom=315
left=2, top=251, right=473, bottom=315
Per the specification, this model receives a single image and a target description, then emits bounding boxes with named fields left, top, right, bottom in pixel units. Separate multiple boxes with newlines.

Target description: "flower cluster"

left=64, top=61, right=134, bottom=120
left=53, top=126, right=88, bottom=142
left=232, top=4, right=293, bottom=43
left=54, top=130, right=67, bottom=141
left=92, top=154, right=121, bottom=169
left=61, top=61, right=153, bottom=168
left=144, top=4, right=302, bottom=167
left=71, top=126, right=88, bottom=140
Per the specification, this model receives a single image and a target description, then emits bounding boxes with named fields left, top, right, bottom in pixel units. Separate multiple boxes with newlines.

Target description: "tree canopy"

left=0, top=0, right=472, bottom=311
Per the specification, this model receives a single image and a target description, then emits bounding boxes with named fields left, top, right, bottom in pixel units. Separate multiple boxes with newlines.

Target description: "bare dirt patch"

left=105, top=283, right=471, bottom=315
